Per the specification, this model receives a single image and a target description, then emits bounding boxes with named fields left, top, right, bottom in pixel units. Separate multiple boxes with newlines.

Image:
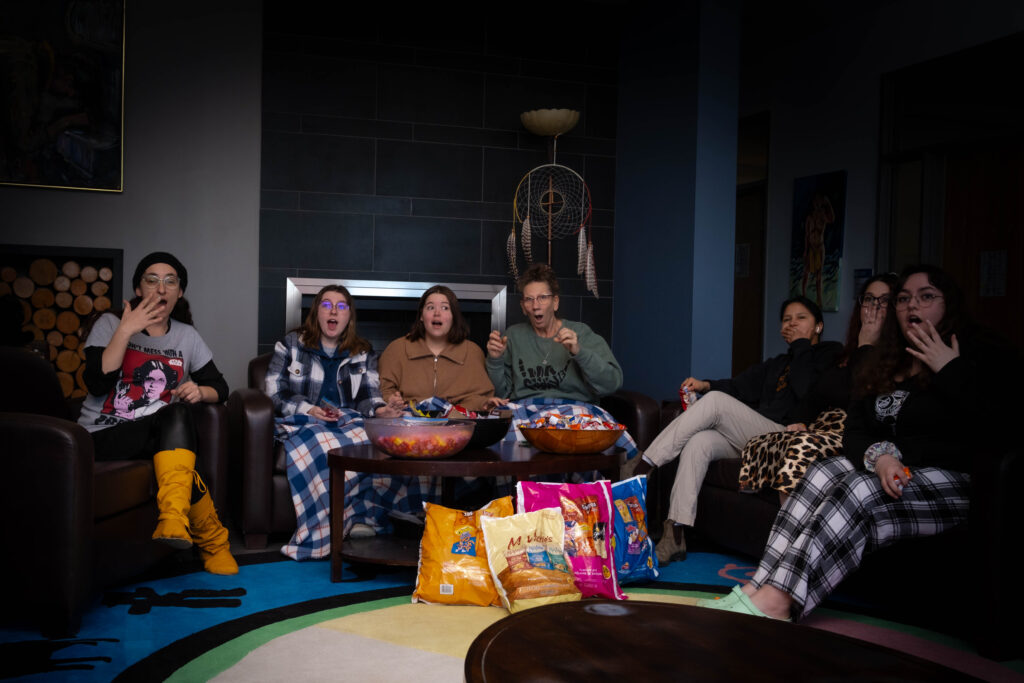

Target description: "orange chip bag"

left=412, top=496, right=514, bottom=606
left=480, top=507, right=581, bottom=613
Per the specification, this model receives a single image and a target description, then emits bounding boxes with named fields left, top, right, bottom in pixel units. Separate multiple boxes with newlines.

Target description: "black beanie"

left=132, top=252, right=188, bottom=292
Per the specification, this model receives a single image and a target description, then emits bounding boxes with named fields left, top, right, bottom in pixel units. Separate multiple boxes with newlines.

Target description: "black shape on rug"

left=1, top=638, right=118, bottom=678
left=102, top=587, right=247, bottom=615
left=113, top=585, right=411, bottom=683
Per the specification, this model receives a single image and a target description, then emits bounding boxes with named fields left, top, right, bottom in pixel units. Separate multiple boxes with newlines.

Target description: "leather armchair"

left=227, top=352, right=664, bottom=550
left=0, top=347, right=229, bottom=637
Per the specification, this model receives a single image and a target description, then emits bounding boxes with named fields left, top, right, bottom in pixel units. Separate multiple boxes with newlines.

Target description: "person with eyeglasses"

left=77, top=252, right=237, bottom=575
left=626, top=295, right=843, bottom=565
left=265, top=284, right=434, bottom=559
left=737, top=272, right=899, bottom=503
left=705, top=264, right=1015, bottom=622
left=484, top=263, right=639, bottom=460
left=486, top=263, right=623, bottom=404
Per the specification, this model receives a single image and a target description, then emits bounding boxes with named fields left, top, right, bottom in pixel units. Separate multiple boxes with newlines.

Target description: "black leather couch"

left=226, top=352, right=662, bottom=550
left=648, top=400, right=1023, bottom=661
left=0, top=347, right=229, bottom=637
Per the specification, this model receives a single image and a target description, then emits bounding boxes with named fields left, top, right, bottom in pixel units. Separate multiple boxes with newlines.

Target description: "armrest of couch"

left=226, top=388, right=275, bottom=538
left=190, top=402, right=229, bottom=514
left=969, top=446, right=1022, bottom=660
left=0, top=413, right=94, bottom=637
left=600, top=390, right=661, bottom=451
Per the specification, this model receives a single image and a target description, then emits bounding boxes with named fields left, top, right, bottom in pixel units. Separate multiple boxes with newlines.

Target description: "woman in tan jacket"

left=379, top=285, right=503, bottom=413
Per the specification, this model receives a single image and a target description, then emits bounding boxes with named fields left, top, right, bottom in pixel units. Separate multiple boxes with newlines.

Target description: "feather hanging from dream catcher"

left=509, top=162, right=597, bottom=297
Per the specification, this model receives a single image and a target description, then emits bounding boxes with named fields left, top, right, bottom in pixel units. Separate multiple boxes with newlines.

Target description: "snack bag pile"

left=480, top=507, right=580, bottom=613
left=610, top=475, right=659, bottom=584
left=520, top=412, right=625, bottom=431
left=412, top=496, right=514, bottom=606
left=516, top=481, right=625, bottom=600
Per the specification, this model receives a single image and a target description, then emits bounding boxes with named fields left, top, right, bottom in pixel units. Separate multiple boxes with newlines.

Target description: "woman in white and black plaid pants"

left=702, top=264, right=1008, bottom=621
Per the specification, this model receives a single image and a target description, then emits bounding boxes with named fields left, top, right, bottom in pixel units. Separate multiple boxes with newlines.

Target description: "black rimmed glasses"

left=319, top=301, right=350, bottom=313
left=140, top=274, right=180, bottom=289
left=894, top=292, right=943, bottom=310
left=522, top=293, right=554, bottom=305
left=858, top=294, right=890, bottom=308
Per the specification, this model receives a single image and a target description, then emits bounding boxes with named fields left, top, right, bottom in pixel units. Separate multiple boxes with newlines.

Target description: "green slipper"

left=696, top=585, right=744, bottom=609
left=721, top=589, right=792, bottom=621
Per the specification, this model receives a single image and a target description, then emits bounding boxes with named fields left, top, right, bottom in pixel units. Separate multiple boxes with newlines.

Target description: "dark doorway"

left=733, top=112, right=769, bottom=374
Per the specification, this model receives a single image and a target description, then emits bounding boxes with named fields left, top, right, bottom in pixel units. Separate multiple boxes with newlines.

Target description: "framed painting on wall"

left=0, top=0, right=126, bottom=192
left=789, top=170, right=847, bottom=312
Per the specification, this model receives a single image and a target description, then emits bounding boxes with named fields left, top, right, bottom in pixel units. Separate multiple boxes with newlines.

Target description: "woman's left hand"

left=172, top=381, right=205, bottom=404
left=553, top=327, right=579, bottom=355
left=875, top=454, right=910, bottom=499
left=375, top=404, right=403, bottom=418
left=482, top=396, right=508, bottom=410
left=905, top=320, right=959, bottom=373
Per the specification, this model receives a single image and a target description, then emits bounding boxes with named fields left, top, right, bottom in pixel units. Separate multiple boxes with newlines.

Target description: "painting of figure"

left=789, top=171, right=846, bottom=312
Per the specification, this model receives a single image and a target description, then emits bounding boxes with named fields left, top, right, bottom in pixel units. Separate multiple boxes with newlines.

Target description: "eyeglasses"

left=140, top=274, right=180, bottom=289
left=522, top=294, right=554, bottom=305
left=894, top=292, right=943, bottom=310
left=858, top=294, right=890, bottom=308
left=319, top=301, right=350, bottom=313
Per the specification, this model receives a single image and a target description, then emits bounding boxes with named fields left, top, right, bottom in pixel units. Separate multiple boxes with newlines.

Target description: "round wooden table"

left=328, top=441, right=621, bottom=581
left=464, top=599, right=975, bottom=682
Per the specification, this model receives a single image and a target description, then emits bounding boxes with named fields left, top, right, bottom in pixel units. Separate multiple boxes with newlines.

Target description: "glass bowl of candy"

left=518, top=413, right=624, bottom=454
left=364, top=418, right=475, bottom=459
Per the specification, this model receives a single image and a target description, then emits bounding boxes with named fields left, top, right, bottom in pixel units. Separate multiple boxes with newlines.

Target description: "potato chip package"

left=479, top=507, right=581, bottom=613
left=412, top=496, right=514, bottom=606
left=516, top=480, right=625, bottom=600
left=611, top=475, right=659, bottom=583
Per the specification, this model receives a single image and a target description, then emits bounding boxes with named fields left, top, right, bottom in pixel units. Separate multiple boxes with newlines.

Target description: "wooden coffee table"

left=327, top=441, right=621, bottom=582
left=464, top=599, right=974, bottom=682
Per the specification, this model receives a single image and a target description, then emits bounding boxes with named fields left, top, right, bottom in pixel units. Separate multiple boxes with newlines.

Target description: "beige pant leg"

left=644, top=391, right=783, bottom=467
left=651, top=392, right=784, bottom=525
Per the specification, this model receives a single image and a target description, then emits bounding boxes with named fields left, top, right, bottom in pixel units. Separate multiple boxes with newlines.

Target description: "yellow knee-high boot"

left=152, top=448, right=195, bottom=549
left=189, top=474, right=239, bottom=575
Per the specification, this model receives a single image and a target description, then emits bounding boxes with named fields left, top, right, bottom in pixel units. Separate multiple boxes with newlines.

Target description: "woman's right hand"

left=486, top=330, right=508, bottom=359
left=681, top=377, right=710, bottom=394
left=119, top=292, right=164, bottom=336
left=858, top=303, right=885, bottom=347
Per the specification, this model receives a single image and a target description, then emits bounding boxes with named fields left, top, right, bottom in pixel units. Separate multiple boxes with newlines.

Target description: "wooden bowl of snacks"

left=519, top=426, right=624, bottom=454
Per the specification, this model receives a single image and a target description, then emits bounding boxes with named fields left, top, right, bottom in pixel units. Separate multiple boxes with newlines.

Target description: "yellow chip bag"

left=480, top=507, right=581, bottom=613
left=412, top=496, right=514, bottom=606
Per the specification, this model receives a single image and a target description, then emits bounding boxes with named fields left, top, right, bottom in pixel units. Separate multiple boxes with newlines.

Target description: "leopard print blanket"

left=737, top=408, right=847, bottom=495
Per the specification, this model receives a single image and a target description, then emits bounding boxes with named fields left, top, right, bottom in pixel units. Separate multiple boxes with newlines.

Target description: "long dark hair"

left=407, top=285, right=469, bottom=344
left=854, top=264, right=969, bottom=397
left=297, top=284, right=371, bottom=355
left=838, top=272, right=899, bottom=366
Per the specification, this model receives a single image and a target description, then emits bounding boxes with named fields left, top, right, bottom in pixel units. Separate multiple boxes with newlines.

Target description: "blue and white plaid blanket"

left=275, top=410, right=438, bottom=560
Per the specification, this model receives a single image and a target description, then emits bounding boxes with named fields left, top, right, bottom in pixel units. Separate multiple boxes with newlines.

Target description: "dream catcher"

left=507, top=109, right=599, bottom=298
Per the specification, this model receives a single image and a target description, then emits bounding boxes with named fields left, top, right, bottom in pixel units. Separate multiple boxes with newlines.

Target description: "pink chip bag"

left=516, top=480, right=625, bottom=600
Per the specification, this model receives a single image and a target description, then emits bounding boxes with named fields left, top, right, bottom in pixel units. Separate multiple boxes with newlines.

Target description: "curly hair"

left=298, top=284, right=371, bottom=355
left=406, top=285, right=469, bottom=344
left=853, top=265, right=969, bottom=397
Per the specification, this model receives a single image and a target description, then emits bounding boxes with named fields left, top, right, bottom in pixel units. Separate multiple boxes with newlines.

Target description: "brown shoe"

left=655, top=519, right=687, bottom=564
left=620, top=454, right=652, bottom=480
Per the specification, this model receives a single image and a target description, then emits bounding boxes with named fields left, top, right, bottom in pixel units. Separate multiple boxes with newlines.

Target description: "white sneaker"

left=349, top=523, right=376, bottom=538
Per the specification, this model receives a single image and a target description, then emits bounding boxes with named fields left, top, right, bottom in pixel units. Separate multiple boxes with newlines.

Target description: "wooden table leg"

left=330, top=465, right=345, bottom=582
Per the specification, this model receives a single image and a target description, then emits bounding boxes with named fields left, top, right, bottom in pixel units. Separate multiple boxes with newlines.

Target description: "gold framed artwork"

left=0, top=0, right=126, bottom=192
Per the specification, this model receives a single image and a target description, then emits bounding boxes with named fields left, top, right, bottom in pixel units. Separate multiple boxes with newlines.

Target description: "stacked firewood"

left=0, top=258, right=115, bottom=398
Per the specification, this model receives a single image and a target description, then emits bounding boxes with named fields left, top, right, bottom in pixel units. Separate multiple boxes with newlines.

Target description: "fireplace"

left=285, top=278, right=508, bottom=353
